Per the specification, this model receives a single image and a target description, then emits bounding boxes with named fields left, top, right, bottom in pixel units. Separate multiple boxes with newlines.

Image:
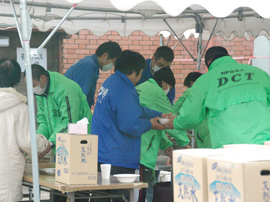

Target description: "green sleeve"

left=263, top=71, right=270, bottom=106
left=173, top=85, right=206, bottom=130
left=147, top=92, right=174, bottom=114
left=159, top=131, right=173, bottom=150
left=36, top=97, right=50, bottom=139
left=165, top=128, right=190, bottom=147
left=48, top=89, right=87, bottom=144
left=150, top=93, right=190, bottom=147
left=172, top=89, right=190, bottom=114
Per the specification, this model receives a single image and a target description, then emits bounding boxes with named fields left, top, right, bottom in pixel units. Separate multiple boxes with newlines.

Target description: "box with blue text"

left=55, top=133, right=98, bottom=185
left=207, top=153, right=270, bottom=202
left=173, top=149, right=238, bottom=202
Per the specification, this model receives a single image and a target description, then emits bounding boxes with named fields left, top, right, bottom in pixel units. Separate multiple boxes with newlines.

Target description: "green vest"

left=136, top=79, right=189, bottom=170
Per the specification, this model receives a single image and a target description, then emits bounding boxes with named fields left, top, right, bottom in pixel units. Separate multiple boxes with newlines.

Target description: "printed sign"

left=16, top=48, right=47, bottom=72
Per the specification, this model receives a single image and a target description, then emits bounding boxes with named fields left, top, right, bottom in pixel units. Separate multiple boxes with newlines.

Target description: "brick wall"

left=62, top=31, right=254, bottom=103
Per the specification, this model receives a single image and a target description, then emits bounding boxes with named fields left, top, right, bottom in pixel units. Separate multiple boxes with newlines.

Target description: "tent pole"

left=172, top=36, right=184, bottom=50
left=159, top=34, right=164, bottom=46
left=201, top=19, right=218, bottom=59
left=164, top=18, right=196, bottom=61
left=197, top=32, right=202, bottom=71
left=172, top=40, right=180, bottom=50
left=166, top=34, right=172, bottom=46
left=37, top=4, right=77, bottom=52
left=10, top=0, right=23, bottom=46
left=20, top=0, right=40, bottom=201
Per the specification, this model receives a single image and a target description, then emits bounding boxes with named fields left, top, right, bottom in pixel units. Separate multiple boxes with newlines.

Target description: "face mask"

left=33, top=83, right=47, bottom=95
left=163, top=87, right=170, bottom=95
left=102, top=62, right=113, bottom=71
left=152, top=65, right=161, bottom=73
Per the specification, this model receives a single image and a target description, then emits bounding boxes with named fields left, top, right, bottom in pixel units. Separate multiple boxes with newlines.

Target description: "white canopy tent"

left=1, top=0, right=270, bottom=201
left=1, top=0, right=270, bottom=38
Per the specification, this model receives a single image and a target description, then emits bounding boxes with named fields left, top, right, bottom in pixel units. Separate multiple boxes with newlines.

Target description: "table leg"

left=67, top=192, right=75, bottom=202
left=129, top=189, right=134, bottom=202
left=29, top=187, right=33, bottom=200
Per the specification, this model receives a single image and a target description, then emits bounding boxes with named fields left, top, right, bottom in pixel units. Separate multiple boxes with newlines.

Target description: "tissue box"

left=173, top=149, right=238, bottom=202
left=207, top=153, right=270, bottom=202
left=68, top=123, right=88, bottom=134
left=55, top=133, right=98, bottom=184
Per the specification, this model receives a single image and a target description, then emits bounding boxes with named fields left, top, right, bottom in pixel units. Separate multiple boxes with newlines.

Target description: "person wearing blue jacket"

left=64, top=41, right=122, bottom=108
left=91, top=50, right=168, bottom=202
left=136, top=46, right=176, bottom=104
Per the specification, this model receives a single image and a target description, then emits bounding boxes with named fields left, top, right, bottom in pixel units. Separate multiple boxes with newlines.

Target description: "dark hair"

left=184, top=72, right=203, bottom=87
left=31, top=64, right=49, bottom=81
left=153, top=67, right=176, bottom=88
left=115, top=50, right=146, bottom=76
left=205, top=46, right=229, bottom=68
left=0, top=59, right=21, bottom=87
left=95, top=41, right=122, bottom=59
left=154, top=46, right=174, bottom=62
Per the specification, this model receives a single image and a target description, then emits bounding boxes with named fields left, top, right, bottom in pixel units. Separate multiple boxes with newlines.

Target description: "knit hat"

left=153, top=67, right=175, bottom=88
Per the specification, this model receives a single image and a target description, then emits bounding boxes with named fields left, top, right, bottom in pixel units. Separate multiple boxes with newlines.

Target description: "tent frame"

left=11, top=1, right=78, bottom=201
left=4, top=1, right=263, bottom=201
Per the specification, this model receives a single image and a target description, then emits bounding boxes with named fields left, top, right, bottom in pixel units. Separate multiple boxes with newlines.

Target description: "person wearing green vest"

left=164, top=46, right=270, bottom=148
left=173, top=72, right=212, bottom=148
left=136, top=67, right=190, bottom=202
left=31, top=64, right=92, bottom=155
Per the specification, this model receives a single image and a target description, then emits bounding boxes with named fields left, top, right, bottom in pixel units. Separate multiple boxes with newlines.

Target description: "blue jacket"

left=136, top=58, right=175, bottom=104
left=64, top=55, right=99, bottom=108
left=91, top=70, right=162, bottom=169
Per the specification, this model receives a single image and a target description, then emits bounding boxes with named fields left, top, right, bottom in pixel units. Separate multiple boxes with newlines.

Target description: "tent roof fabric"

left=0, top=0, right=270, bottom=39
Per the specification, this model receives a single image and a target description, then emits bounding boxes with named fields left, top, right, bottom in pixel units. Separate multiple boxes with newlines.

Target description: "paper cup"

left=101, top=164, right=111, bottom=179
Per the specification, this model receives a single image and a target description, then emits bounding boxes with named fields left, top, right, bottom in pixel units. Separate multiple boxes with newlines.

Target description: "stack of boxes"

left=173, top=145, right=270, bottom=202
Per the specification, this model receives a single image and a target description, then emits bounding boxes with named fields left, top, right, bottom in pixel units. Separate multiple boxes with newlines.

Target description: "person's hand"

left=161, top=113, right=172, bottom=118
left=150, top=117, right=166, bottom=130
left=179, top=144, right=191, bottom=149
left=38, top=142, right=51, bottom=158
left=165, top=146, right=173, bottom=158
left=162, top=116, right=176, bottom=129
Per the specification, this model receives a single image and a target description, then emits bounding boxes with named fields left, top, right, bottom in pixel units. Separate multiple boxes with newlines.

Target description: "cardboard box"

left=55, top=133, right=98, bottom=184
left=207, top=153, right=270, bottom=202
left=68, top=123, right=88, bottom=134
left=173, top=149, right=237, bottom=202
left=223, top=144, right=267, bottom=149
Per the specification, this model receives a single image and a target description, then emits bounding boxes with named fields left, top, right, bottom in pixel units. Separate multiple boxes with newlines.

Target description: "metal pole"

left=37, top=4, right=77, bottom=52
left=201, top=19, right=219, bottom=59
left=159, top=34, right=164, bottom=46
left=10, top=0, right=23, bottom=46
left=163, top=18, right=196, bottom=61
left=20, top=0, right=40, bottom=201
left=166, top=34, right=172, bottom=46
left=196, top=32, right=202, bottom=71
left=172, top=35, right=185, bottom=50
left=191, top=129, right=196, bottom=148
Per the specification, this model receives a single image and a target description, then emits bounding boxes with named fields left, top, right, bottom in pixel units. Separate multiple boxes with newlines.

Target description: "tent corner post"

left=20, top=0, right=41, bottom=201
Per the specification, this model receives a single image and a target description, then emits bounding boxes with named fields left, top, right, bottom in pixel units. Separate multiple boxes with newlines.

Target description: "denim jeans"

left=138, top=164, right=159, bottom=202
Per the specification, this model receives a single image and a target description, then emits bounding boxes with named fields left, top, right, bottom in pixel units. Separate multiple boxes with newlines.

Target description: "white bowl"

left=39, top=168, right=55, bottom=176
left=113, top=174, right=140, bottom=183
left=159, top=118, right=170, bottom=125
